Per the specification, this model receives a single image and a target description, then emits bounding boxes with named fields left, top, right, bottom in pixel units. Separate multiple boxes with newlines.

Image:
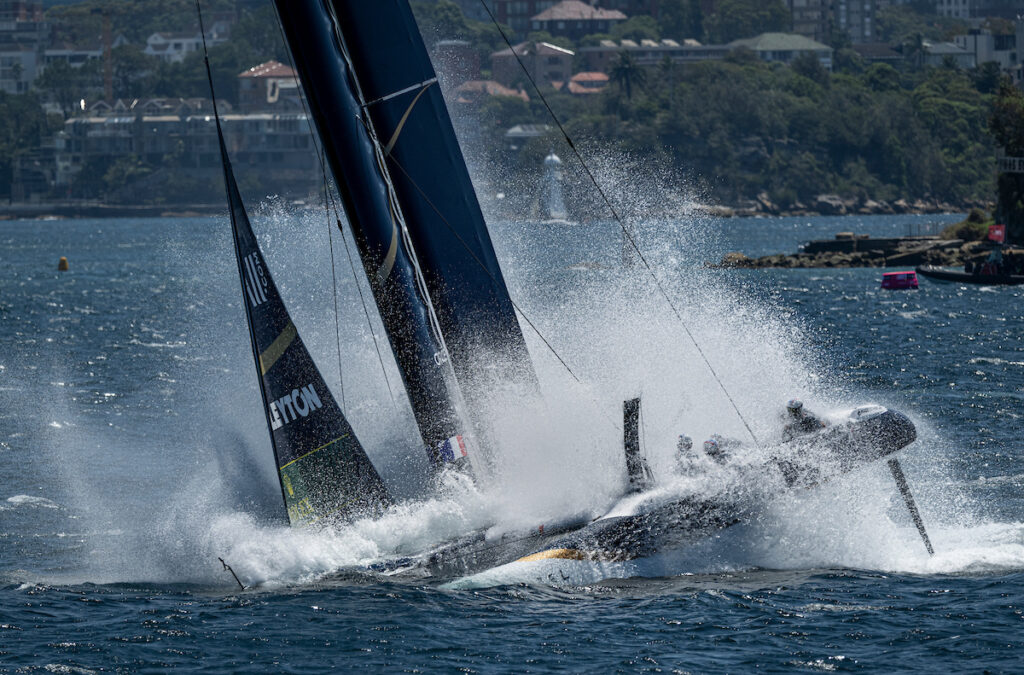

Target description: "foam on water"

left=9, top=198, right=1023, bottom=591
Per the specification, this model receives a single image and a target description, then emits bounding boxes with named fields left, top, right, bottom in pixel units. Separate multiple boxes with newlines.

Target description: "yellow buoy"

left=57, top=256, right=69, bottom=271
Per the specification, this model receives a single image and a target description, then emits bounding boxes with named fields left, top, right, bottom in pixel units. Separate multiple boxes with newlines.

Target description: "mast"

left=326, top=0, right=539, bottom=401
left=273, top=0, right=466, bottom=469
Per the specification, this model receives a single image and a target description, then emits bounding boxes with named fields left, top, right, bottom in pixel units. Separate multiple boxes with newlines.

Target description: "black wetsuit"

left=783, top=413, right=825, bottom=440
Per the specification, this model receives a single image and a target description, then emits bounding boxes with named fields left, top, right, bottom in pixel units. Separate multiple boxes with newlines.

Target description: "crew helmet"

left=787, top=399, right=804, bottom=415
left=703, top=438, right=719, bottom=453
left=678, top=435, right=693, bottom=452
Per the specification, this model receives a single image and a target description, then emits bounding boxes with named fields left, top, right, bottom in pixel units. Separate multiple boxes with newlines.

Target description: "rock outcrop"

left=714, top=237, right=1020, bottom=269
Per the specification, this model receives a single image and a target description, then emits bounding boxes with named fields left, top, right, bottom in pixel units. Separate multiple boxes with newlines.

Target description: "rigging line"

left=327, top=1, right=478, bottom=435
left=386, top=154, right=624, bottom=434
left=385, top=157, right=580, bottom=385
left=477, top=0, right=761, bottom=446
left=322, top=149, right=346, bottom=410
left=270, top=5, right=398, bottom=408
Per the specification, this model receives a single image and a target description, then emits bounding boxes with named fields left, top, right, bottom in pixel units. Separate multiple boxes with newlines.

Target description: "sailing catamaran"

left=202, top=0, right=930, bottom=584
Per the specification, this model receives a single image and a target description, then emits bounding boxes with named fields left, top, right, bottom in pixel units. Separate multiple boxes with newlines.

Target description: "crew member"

left=782, top=399, right=826, bottom=440
left=675, top=435, right=695, bottom=473
left=703, top=437, right=728, bottom=465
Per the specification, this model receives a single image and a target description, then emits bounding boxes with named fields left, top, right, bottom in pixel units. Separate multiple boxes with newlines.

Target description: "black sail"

left=216, top=117, right=391, bottom=526
left=274, top=0, right=467, bottom=471
left=328, top=0, right=539, bottom=397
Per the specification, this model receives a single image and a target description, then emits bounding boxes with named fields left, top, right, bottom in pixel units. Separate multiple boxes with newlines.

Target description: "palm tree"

left=904, top=32, right=927, bottom=70
left=609, top=51, right=646, bottom=101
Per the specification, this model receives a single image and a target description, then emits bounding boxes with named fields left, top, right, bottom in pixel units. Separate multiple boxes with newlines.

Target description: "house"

left=922, top=41, right=976, bottom=69
left=529, top=0, right=627, bottom=41
left=578, top=38, right=728, bottom=72
left=504, top=123, right=552, bottom=151
left=955, top=30, right=1015, bottom=70
left=55, top=109, right=318, bottom=196
left=489, top=1, right=564, bottom=34
left=143, top=24, right=228, bottom=64
left=237, top=60, right=301, bottom=112
left=728, top=33, right=833, bottom=70
left=563, top=71, right=609, bottom=95
left=44, top=35, right=129, bottom=69
left=0, top=0, right=48, bottom=93
left=852, top=42, right=904, bottom=67
left=491, top=41, right=574, bottom=89
left=0, top=46, right=40, bottom=93
left=454, top=80, right=530, bottom=105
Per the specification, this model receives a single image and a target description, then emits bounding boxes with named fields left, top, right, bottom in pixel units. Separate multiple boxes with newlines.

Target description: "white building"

left=143, top=23, right=227, bottom=63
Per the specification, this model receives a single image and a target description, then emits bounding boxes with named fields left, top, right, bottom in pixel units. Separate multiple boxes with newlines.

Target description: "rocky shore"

left=715, top=233, right=1021, bottom=269
left=694, top=193, right=991, bottom=218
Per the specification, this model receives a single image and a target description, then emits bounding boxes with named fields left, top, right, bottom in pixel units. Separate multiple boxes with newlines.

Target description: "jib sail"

left=215, top=96, right=391, bottom=526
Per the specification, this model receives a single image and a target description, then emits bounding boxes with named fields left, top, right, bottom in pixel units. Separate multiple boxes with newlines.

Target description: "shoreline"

left=0, top=194, right=989, bottom=222
left=692, top=195, right=987, bottom=219
left=0, top=203, right=228, bottom=220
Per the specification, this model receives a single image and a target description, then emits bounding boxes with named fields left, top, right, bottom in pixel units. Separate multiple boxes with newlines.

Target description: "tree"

left=791, top=52, right=829, bottom=87
left=35, top=61, right=81, bottom=114
left=971, top=61, right=1005, bottom=94
left=609, top=51, right=646, bottom=100
left=989, top=82, right=1024, bottom=242
left=658, top=0, right=702, bottom=40
left=703, top=0, right=789, bottom=43
left=903, top=32, right=927, bottom=70
left=410, top=0, right=468, bottom=47
left=610, top=16, right=659, bottom=42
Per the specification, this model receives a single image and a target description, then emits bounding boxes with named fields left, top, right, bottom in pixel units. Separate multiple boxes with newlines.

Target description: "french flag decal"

left=438, top=435, right=468, bottom=462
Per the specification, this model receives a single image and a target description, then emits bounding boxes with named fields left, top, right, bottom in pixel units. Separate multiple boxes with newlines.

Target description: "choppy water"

left=2, top=213, right=1023, bottom=672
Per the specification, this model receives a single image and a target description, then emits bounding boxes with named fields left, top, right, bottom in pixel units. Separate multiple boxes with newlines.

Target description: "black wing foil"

left=218, top=126, right=391, bottom=526
left=329, top=0, right=539, bottom=398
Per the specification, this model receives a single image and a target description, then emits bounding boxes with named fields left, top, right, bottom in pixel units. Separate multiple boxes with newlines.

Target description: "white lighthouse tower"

left=541, top=151, right=569, bottom=223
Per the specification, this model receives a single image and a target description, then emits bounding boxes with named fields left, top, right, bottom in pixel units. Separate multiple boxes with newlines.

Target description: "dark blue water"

left=2, top=214, right=1023, bottom=672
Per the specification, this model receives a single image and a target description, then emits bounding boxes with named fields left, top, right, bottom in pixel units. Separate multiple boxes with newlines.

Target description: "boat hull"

left=423, top=407, right=917, bottom=585
left=916, top=265, right=1024, bottom=286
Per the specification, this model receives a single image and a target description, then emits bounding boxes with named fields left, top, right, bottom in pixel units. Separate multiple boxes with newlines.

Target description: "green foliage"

left=478, top=53, right=996, bottom=207
left=26, top=0, right=1004, bottom=212
left=0, top=91, right=52, bottom=199
left=791, top=53, right=829, bottom=87
left=608, top=52, right=646, bottom=101
left=703, top=0, right=789, bottom=43
left=610, top=16, right=660, bottom=42
left=972, top=61, right=1008, bottom=95
left=46, top=0, right=236, bottom=46
left=658, top=0, right=702, bottom=39
left=939, top=211, right=992, bottom=240
left=875, top=5, right=967, bottom=45
left=35, top=3, right=286, bottom=108
left=987, top=81, right=1024, bottom=155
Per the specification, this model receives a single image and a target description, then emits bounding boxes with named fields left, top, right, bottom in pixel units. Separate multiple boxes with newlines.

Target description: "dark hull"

left=916, top=265, right=1024, bottom=286
left=411, top=408, right=917, bottom=580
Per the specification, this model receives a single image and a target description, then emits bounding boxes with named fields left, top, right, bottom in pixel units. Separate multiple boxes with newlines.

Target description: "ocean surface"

left=2, top=212, right=1023, bottom=672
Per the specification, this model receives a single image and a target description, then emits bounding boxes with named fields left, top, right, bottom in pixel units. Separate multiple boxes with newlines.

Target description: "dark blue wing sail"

left=274, top=0, right=467, bottom=470
left=217, top=118, right=392, bottom=526
left=328, top=0, right=538, bottom=397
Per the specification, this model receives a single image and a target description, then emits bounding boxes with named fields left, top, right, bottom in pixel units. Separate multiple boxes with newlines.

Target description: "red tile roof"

left=238, top=60, right=297, bottom=79
left=455, top=80, right=530, bottom=102
left=570, top=71, right=609, bottom=83
left=532, top=0, right=626, bottom=21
